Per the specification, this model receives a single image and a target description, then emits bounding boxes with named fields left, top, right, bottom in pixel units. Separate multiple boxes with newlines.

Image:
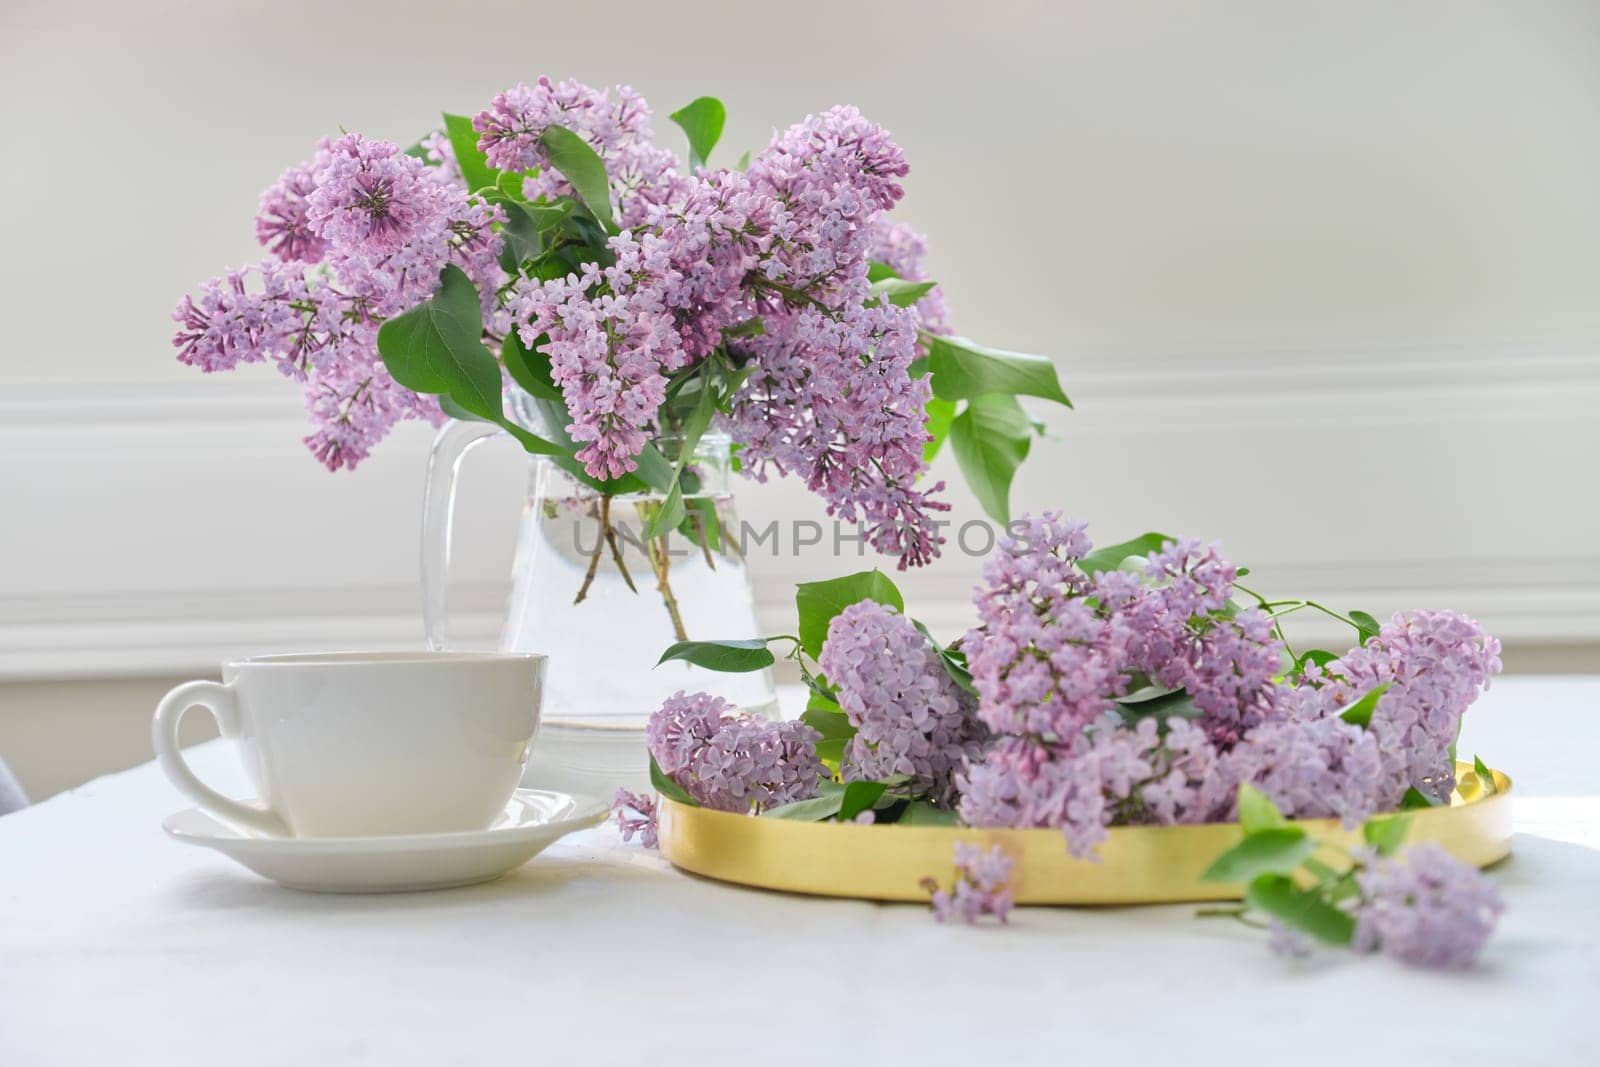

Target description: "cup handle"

left=151, top=680, right=289, bottom=837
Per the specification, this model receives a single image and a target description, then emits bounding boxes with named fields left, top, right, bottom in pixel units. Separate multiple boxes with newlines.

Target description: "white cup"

left=151, top=651, right=544, bottom=838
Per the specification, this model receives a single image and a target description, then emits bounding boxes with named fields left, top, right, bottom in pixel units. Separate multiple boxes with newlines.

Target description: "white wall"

left=3, top=0, right=1599, bottom=795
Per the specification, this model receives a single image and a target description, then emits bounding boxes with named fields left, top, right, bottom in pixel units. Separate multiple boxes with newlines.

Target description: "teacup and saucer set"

left=153, top=651, right=607, bottom=892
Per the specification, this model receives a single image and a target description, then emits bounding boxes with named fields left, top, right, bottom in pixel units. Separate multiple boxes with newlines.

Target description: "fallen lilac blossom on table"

left=612, top=789, right=658, bottom=849
left=920, top=843, right=1014, bottom=925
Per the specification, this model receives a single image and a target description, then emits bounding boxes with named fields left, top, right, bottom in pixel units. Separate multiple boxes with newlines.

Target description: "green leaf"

left=495, top=200, right=542, bottom=268
left=1473, top=755, right=1498, bottom=796
left=1401, top=787, right=1441, bottom=810
left=644, top=382, right=716, bottom=539
left=838, top=781, right=888, bottom=823
left=1349, top=610, right=1382, bottom=645
left=1362, top=813, right=1412, bottom=856
left=949, top=393, right=1034, bottom=523
left=538, top=126, right=616, bottom=232
left=1200, top=827, right=1314, bottom=883
left=1245, top=874, right=1356, bottom=946
left=1295, top=648, right=1340, bottom=673
left=495, top=199, right=574, bottom=268
left=911, top=619, right=975, bottom=694
left=669, top=96, right=727, bottom=171
left=680, top=495, right=723, bottom=555
left=866, top=261, right=899, bottom=283
left=764, top=795, right=844, bottom=821
left=896, top=801, right=960, bottom=827
left=926, top=335, right=1072, bottom=407
left=656, top=638, right=775, bottom=673
left=376, top=265, right=504, bottom=422
left=649, top=754, right=696, bottom=806
left=814, top=739, right=846, bottom=764
left=721, top=317, right=766, bottom=340
left=800, top=706, right=857, bottom=741
left=1338, top=681, right=1391, bottom=729
left=442, top=112, right=501, bottom=194
left=922, top=396, right=957, bottom=463
left=804, top=681, right=841, bottom=711
left=1079, top=532, right=1174, bottom=576
left=501, top=330, right=561, bottom=401
left=1113, top=686, right=1202, bottom=727
left=795, top=570, right=904, bottom=659
left=870, top=278, right=937, bottom=308
left=1237, top=784, right=1288, bottom=835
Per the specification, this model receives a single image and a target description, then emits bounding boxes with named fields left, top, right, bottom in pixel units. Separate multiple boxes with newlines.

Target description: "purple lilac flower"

left=300, top=341, right=444, bottom=472
left=959, top=721, right=1232, bottom=858
left=307, top=134, right=440, bottom=257
left=866, top=217, right=951, bottom=342
left=418, top=130, right=461, bottom=183
left=818, top=601, right=987, bottom=805
left=255, top=159, right=327, bottom=263
left=472, top=77, right=681, bottom=227
left=722, top=107, right=947, bottom=567
left=1353, top=842, right=1504, bottom=968
left=1267, top=919, right=1313, bottom=959
left=172, top=260, right=316, bottom=375
left=644, top=690, right=726, bottom=776
left=511, top=171, right=775, bottom=479
left=1121, top=539, right=1281, bottom=738
left=612, top=789, right=659, bottom=848
left=643, top=691, right=824, bottom=814
left=960, top=514, right=1127, bottom=739
left=176, top=127, right=503, bottom=470
left=747, top=105, right=909, bottom=282
left=922, top=842, right=1014, bottom=924
left=1300, top=611, right=1502, bottom=803
left=1221, top=712, right=1386, bottom=827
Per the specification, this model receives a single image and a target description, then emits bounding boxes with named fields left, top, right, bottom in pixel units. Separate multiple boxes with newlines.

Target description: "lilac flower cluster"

left=920, top=842, right=1014, bottom=924
left=173, top=133, right=505, bottom=469
left=956, top=514, right=1502, bottom=856
left=1294, top=610, right=1503, bottom=803
left=473, top=77, right=682, bottom=228
left=960, top=722, right=1237, bottom=858
left=512, top=170, right=776, bottom=478
left=644, top=691, right=824, bottom=814
left=961, top=515, right=1279, bottom=744
left=612, top=788, right=659, bottom=848
left=729, top=108, right=947, bottom=567
left=506, top=102, right=949, bottom=565
left=176, top=82, right=956, bottom=568
left=818, top=601, right=987, bottom=806
left=1353, top=842, right=1505, bottom=968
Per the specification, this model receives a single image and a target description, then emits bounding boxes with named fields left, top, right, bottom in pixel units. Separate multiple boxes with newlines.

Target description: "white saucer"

left=162, top=789, right=608, bottom=893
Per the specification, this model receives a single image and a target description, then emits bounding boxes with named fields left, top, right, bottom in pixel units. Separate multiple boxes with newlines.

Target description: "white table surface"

left=2, top=678, right=1597, bottom=1066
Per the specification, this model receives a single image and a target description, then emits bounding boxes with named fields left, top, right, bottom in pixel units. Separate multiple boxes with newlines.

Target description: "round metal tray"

left=657, top=762, right=1511, bottom=904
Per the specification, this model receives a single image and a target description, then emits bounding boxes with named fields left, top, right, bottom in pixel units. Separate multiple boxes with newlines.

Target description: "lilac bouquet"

left=172, top=78, right=1069, bottom=577
left=633, top=513, right=1506, bottom=964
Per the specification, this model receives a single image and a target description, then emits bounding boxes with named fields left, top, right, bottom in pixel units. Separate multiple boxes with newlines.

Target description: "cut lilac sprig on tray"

left=644, top=691, right=823, bottom=814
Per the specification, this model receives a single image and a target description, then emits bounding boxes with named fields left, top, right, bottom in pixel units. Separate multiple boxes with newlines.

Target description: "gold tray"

left=658, top=762, right=1511, bottom=904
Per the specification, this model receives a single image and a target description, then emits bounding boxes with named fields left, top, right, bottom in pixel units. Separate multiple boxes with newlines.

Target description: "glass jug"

left=421, top=391, right=777, bottom=796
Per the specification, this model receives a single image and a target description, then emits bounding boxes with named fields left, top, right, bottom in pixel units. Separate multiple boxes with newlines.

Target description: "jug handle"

left=421, top=419, right=502, bottom=651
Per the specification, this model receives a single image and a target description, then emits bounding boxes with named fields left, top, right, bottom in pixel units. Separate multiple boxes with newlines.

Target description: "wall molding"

left=4, top=339, right=1597, bottom=681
